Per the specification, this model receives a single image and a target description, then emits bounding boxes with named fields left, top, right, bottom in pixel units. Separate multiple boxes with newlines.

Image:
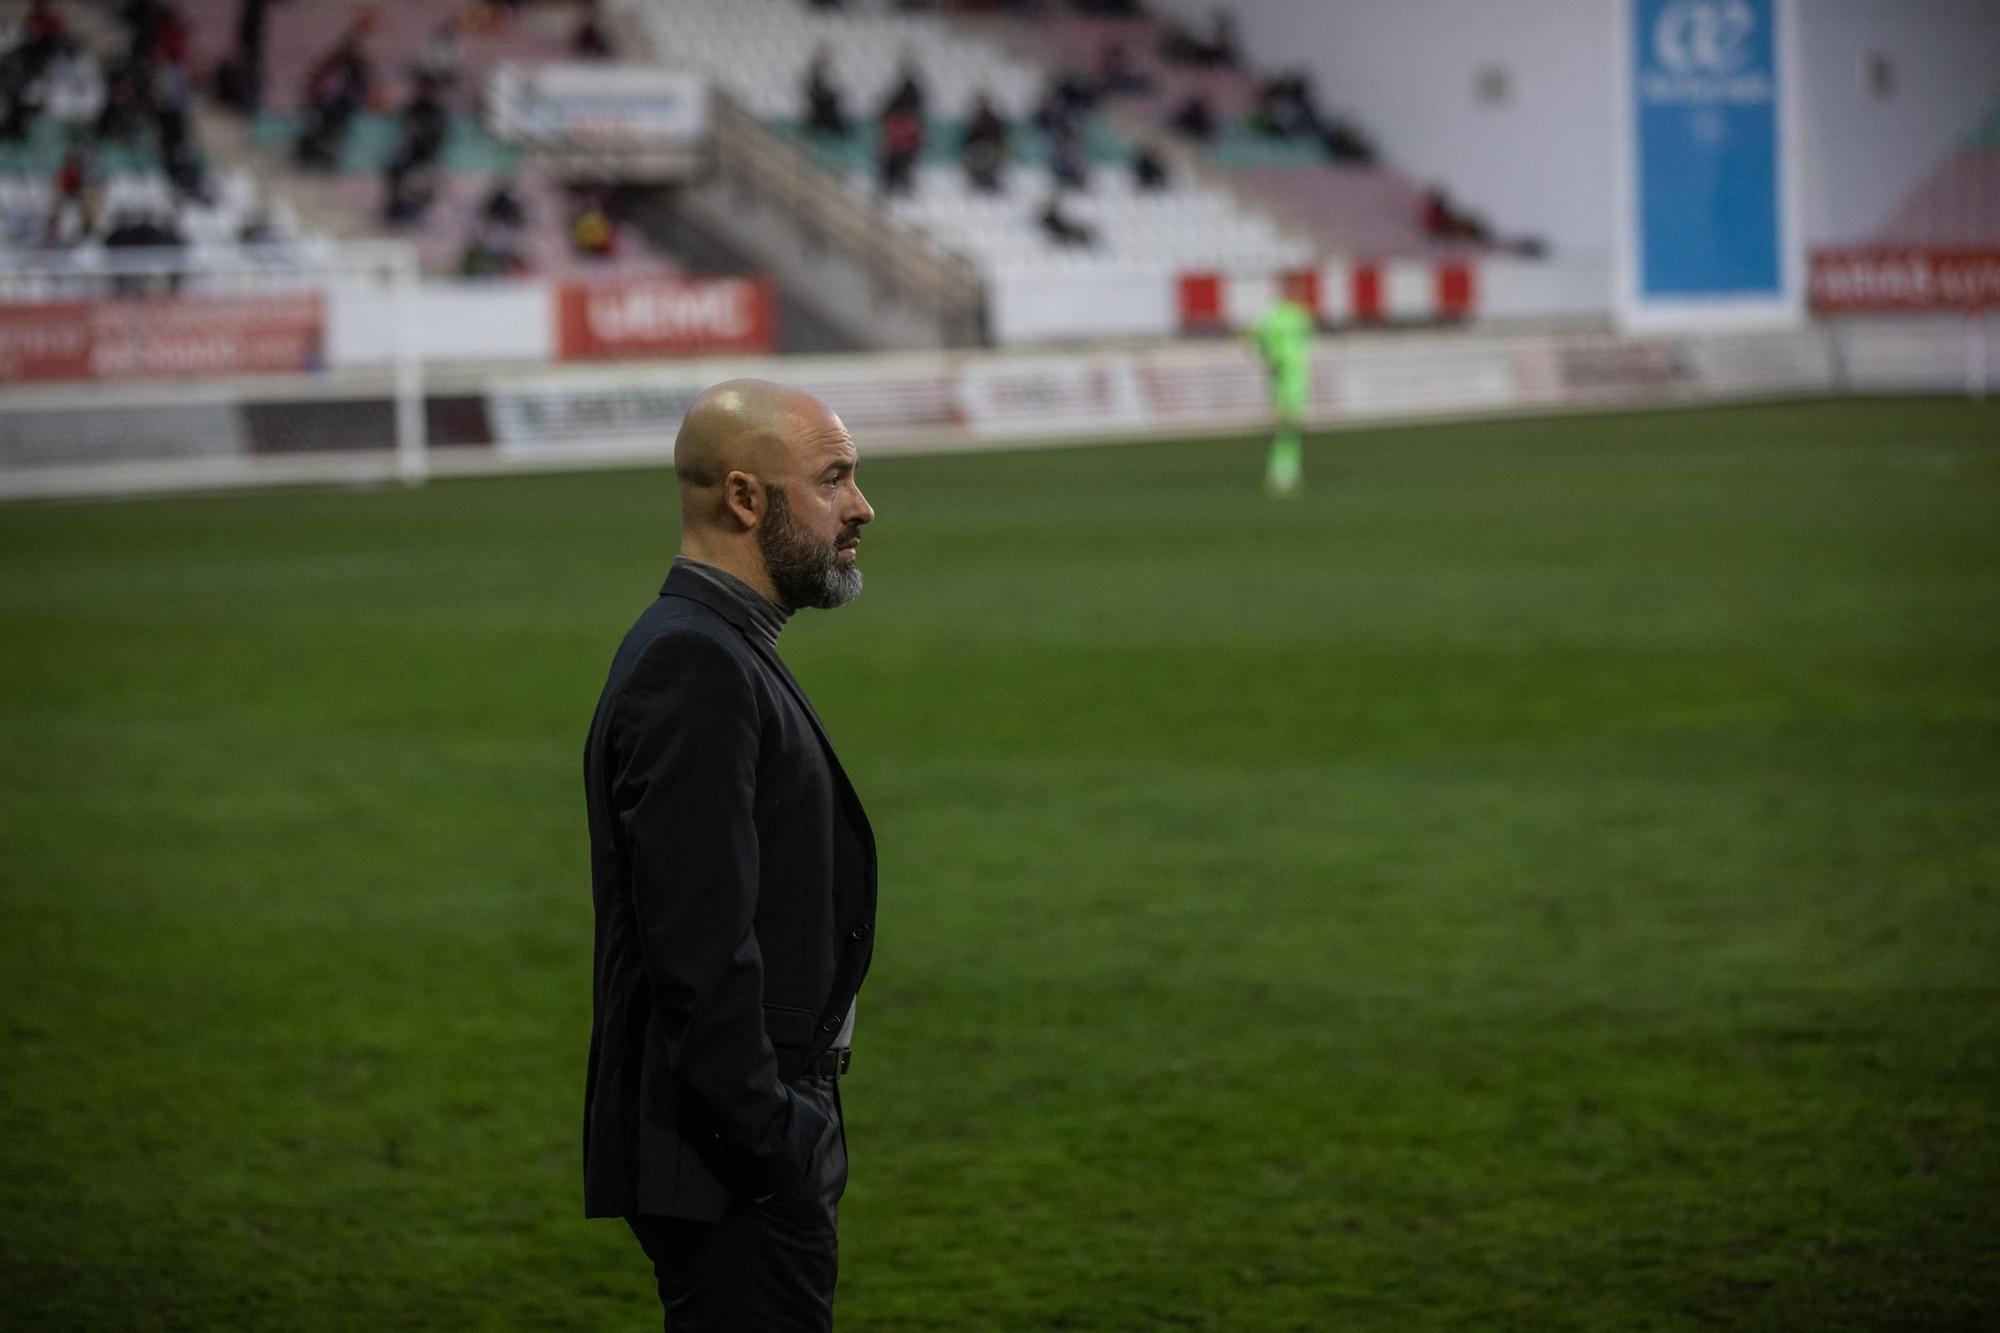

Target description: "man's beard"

left=759, top=485, right=863, bottom=610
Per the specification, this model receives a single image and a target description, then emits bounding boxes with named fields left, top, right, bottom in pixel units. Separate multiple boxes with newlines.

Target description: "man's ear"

left=722, top=470, right=764, bottom=531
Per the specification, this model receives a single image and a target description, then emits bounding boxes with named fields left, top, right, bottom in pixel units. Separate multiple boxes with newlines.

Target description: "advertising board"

left=0, top=293, right=325, bottom=384
left=1809, top=248, right=2000, bottom=315
left=1617, top=0, right=1801, bottom=329
left=555, top=277, right=776, bottom=362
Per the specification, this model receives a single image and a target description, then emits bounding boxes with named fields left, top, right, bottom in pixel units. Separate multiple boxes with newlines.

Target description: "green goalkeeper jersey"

left=1253, top=297, right=1314, bottom=410
left=1253, top=298, right=1314, bottom=372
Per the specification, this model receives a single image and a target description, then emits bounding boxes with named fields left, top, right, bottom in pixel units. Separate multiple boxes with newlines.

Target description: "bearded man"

left=582, top=379, right=878, bottom=1331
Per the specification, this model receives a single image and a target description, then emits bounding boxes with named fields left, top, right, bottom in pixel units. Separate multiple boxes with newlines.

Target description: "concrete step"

left=193, top=102, right=383, bottom=241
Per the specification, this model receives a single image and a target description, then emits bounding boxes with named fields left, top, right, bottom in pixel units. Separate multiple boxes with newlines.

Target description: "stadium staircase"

left=612, top=0, right=1303, bottom=346
left=602, top=0, right=985, bottom=350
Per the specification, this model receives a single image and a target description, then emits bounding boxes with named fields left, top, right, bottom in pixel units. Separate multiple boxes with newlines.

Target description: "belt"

left=810, top=1047, right=853, bottom=1078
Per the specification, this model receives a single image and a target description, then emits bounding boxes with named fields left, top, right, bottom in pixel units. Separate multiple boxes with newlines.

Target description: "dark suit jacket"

left=582, top=563, right=876, bottom=1221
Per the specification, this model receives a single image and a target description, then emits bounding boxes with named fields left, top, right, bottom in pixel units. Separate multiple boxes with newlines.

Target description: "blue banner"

left=1632, top=0, right=1782, bottom=299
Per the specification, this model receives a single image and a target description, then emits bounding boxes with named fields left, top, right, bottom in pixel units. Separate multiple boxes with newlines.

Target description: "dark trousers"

left=628, top=1075, right=848, bottom=1332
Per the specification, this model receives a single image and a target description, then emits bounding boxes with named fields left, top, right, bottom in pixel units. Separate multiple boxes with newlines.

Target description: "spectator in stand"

left=382, top=159, right=437, bottom=224
left=217, top=0, right=285, bottom=113
left=1250, top=72, right=1317, bottom=140
left=147, top=2, right=189, bottom=68
left=1038, top=191, right=1094, bottom=248
left=381, top=75, right=447, bottom=225
left=1206, top=9, right=1240, bottom=66
left=150, top=53, right=200, bottom=190
left=117, top=0, right=161, bottom=64
left=1048, top=117, right=1087, bottom=189
left=962, top=133, right=1003, bottom=194
left=1033, top=69, right=1094, bottom=137
left=294, top=19, right=373, bottom=170
left=397, top=73, right=449, bottom=165
left=1420, top=185, right=1491, bottom=246
left=880, top=52, right=925, bottom=121
left=53, top=137, right=89, bottom=200
left=877, top=101, right=922, bottom=195
left=1095, top=40, right=1150, bottom=98
left=16, top=0, right=68, bottom=78
left=803, top=45, right=848, bottom=138
left=1420, top=186, right=1453, bottom=238
left=413, top=21, right=459, bottom=94
left=24, top=0, right=68, bottom=46
left=161, top=136, right=208, bottom=204
left=1320, top=113, right=1375, bottom=165
left=1167, top=90, right=1215, bottom=143
left=964, top=91, right=1007, bottom=155
left=459, top=214, right=523, bottom=277
left=572, top=1, right=613, bottom=59
left=93, top=51, right=150, bottom=142
left=1161, top=8, right=1237, bottom=68
left=571, top=188, right=617, bottom=261
left=0, top=64, right=26, bottom=146
left=1249, top=71, right=1379, bottom=165
left=116, top=0, right=188, bottom=76
left=46, top=137, right=102, bottom=242
left=1131, top=144, right=1168, bottom=191
left=480, top=177, right=526, bottom=229
left=44, top=37, right=104, bottom=134
left=960, top=92, right=1007, bottom=194
left=1, top=51, right=46, bottom=144
left=0, top=6, right=66, bottom=144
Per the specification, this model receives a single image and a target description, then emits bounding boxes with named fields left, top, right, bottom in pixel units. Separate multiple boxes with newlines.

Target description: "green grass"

left=2, top=398, right=1997, bottom=1330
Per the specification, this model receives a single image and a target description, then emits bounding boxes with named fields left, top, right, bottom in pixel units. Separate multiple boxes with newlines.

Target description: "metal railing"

left=708, top=94, right=986, bottom=341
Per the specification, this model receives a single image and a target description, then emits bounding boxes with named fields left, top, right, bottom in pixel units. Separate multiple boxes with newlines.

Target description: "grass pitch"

left=1, top=398, right=1997, bottom=1331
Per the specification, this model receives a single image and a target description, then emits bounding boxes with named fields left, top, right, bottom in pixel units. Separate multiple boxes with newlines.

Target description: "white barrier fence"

left=0, top=241, right=780, bottom=376
left=0, top=241, right=431, bottom=488
left=1, top=311, right=1991, bottom=500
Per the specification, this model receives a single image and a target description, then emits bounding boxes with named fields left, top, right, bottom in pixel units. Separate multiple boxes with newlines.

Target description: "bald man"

left=582, top=380, right=878, bottom=1330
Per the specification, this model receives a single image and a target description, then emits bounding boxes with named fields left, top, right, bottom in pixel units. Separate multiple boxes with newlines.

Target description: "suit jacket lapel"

left=660, top=566, right=873, bottom=849
left=744, top=634, right=874, bottom=849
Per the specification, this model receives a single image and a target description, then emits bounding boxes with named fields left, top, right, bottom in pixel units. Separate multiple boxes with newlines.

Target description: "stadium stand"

left=1871, top=98, right=2000, bottom=247
left=0, top=0, right=319, bottom=267
left=1033, top=6, right=1535, bottom=260
left=624, top=0, right=1309, bottom=306
left=170, top=0, right=673, bottom=278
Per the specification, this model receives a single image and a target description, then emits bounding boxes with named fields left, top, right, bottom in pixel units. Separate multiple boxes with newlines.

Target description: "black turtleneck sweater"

left=674, top=555, right=788, bottom=650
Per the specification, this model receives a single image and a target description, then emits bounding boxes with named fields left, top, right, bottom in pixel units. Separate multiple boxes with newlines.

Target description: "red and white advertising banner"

left=1178, top=260, right=1480, bottom=334
left=0, top=292, right=324, bottom=383
left=1810, top=247, right=2000, bottom=314
left=555, top=276, right=776, bottom=362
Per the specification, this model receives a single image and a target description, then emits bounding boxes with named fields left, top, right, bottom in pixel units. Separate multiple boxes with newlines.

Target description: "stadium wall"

left=1144, top=0, right=2000, bottom=255
left=1796, top=0, right=2000, bottom=244
left=2, top=318, right=1989, bottom=500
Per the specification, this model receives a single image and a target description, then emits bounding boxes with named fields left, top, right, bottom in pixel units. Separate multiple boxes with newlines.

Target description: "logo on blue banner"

left=1633, top=0, right=1781, bottom=299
